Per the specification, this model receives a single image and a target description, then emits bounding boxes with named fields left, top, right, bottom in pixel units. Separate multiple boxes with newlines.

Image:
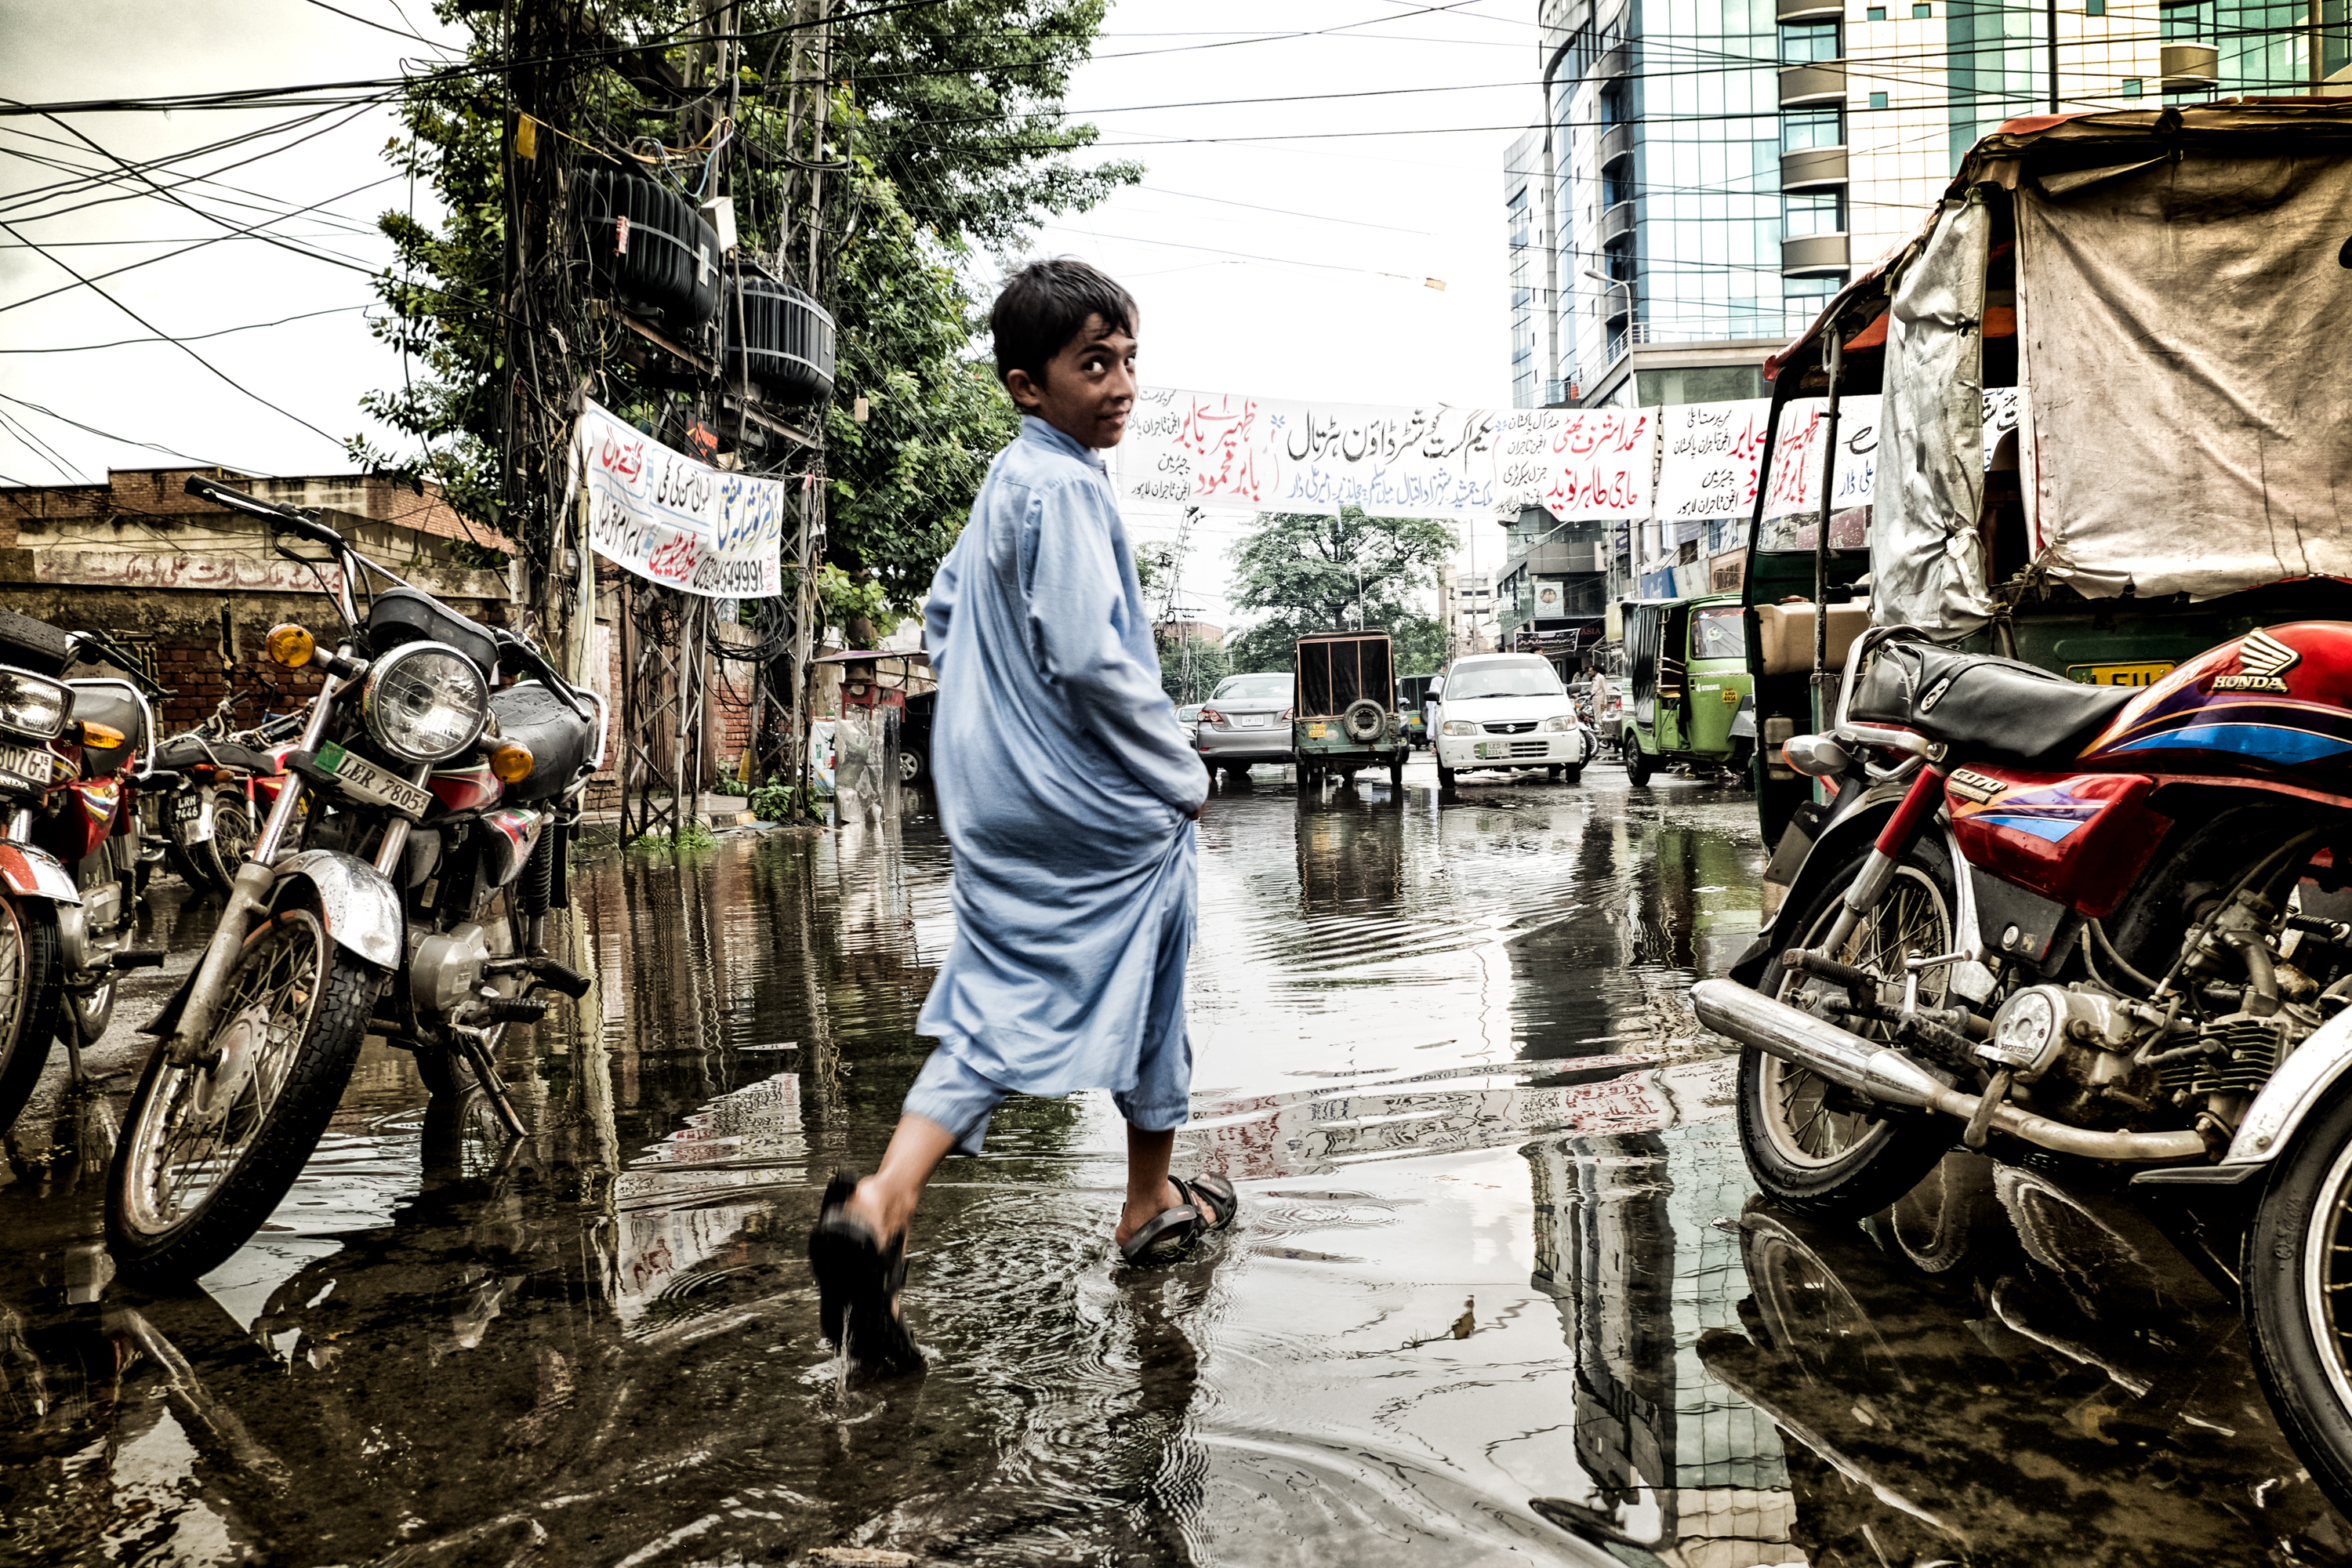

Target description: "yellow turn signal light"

left=265, top=623, right=316, bottom=670
left=78, top=720, right=124, bottom=747
left=488, top=741, right=535, bottom=785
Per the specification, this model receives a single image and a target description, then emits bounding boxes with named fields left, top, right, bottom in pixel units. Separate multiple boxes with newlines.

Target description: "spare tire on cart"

left=1341, top=698, right=1385, bottom=743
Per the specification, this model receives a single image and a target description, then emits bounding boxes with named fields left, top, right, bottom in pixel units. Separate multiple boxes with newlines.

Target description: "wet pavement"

left=1, top=757, right=2347, bottom=1566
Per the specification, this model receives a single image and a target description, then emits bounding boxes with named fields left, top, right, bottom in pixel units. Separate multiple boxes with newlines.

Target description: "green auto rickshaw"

left=1293, top=631, right=1408, bottom=789
left=1618, top=593, right=1755, bottom=786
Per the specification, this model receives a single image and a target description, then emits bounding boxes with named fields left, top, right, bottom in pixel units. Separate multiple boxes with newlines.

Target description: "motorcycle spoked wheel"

left=0, top=894, right=64, bottom=1134
left=184, top=791, right=258, bottom=896
left=106, top=903, right=376, bottom=1281
left=2245, top=1087, right=2352, bottom=1510
left=1736, top=838, right=1959, bottom=1218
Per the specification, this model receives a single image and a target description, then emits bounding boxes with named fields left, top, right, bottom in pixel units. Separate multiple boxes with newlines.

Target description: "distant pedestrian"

left=808, top=259, right=1236, bottom=1374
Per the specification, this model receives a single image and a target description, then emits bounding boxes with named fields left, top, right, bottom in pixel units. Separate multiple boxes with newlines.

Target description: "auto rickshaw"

left=1739, top=104, right=2352, bottom=878
left=1617, top=593, right=1755, bottom=786
left=1396, top=673, right=1437, bottom=748
left=1292, top=631, right=1407, bottom=789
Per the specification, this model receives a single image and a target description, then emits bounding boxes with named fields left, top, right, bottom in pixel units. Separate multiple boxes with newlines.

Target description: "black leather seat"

left=489, top=681, right=597, bottom=800
left=152, top=733, right=277, bottom=775
left=1848, top=641, right=2134, bottom=766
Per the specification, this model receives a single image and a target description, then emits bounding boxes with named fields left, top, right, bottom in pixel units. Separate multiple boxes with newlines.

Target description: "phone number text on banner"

left=576, top=401, right=785, bottom=598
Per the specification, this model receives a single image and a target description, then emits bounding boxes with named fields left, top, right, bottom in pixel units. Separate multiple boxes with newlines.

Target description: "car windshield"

left=1693, top=606, right=1745, bottom=659
left=1444, top=659, right=1563, bottom=700
left=1213, top=673, right=1290, bottom=701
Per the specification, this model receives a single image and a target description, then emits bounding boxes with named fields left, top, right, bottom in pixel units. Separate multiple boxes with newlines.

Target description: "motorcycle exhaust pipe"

left=1691, top=978, right=2210, bottom=1163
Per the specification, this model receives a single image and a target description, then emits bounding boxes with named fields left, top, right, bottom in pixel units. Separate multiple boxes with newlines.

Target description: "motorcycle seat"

left=489, top=681, right=597, bottom=801
left=153, top=734, right=277, bottom=775
left=1848, top=641, right=2134, bottom=765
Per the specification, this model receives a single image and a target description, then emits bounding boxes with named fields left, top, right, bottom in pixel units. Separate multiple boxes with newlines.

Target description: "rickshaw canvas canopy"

left=2013, top=125, right=2352, bottom=604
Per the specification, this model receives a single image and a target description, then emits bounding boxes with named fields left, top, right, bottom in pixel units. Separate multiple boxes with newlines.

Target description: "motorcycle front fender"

left=264, top=850, right=402, bottom=969
left=0, top=841, right=81, bottom=905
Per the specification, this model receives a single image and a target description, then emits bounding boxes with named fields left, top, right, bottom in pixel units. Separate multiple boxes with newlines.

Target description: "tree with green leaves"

left=357, top=0, right=1138, bottom=619
left=1225, top=506, right=1458, bottom=676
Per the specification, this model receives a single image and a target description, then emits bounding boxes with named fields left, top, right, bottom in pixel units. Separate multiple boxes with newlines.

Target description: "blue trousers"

left=902, top=1029, right=1194, bottom=1158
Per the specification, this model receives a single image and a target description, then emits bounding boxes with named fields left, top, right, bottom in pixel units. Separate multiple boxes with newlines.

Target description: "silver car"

left=1193, top=672, right=1294, bottom=772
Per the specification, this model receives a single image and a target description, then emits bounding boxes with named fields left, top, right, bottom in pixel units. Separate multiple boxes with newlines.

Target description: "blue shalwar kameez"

left=906, top=416, right=1210, bottom=1155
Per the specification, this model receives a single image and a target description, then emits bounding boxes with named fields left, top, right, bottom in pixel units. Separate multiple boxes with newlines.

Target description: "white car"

left=1428, top=653, right=1593, bottom=788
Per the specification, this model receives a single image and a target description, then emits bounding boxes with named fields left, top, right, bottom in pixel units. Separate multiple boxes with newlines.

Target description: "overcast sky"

left=0, top=0, right=1541, bottom=631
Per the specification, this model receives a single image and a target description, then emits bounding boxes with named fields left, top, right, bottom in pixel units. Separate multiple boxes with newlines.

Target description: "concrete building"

left=1512, top=0, right=2328, bottom=420
left=1439, top=566, right=1497, bottom=657
left=1494, top=512, right=1613, bottom=660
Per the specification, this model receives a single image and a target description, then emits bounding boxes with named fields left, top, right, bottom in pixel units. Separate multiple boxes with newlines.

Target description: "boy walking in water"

left=808, top=259, right=1235, bottom=1372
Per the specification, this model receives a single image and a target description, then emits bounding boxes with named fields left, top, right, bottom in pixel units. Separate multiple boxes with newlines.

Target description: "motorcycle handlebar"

left=183, top=474, right=345, bottom=550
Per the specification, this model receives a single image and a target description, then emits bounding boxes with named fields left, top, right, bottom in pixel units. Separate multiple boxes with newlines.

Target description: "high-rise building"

left=1513, top=0, right=2349, bottom=417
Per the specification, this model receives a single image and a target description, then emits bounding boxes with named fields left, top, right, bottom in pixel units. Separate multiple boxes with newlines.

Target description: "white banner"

left=1653, top=399, right=1773, bottom=523
left=1257, top=399, right=1501, bottom=521
left=1497, top=408, right=1657, bottom=522
left=1116, top=387, right=1500, bottom=521
left=575, top=401, right=786, bottom=597
left=1761, top=395, right=1883, bottom=518
left=1117, top=388, right=1272, bottom=513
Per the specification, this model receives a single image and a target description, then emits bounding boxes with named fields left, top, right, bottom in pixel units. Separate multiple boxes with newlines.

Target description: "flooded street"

left=2, top=759, right=2347, bottom=1566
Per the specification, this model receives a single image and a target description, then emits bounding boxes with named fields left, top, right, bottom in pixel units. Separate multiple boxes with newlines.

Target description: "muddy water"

left=0, top=762, right=2343, bottom=1566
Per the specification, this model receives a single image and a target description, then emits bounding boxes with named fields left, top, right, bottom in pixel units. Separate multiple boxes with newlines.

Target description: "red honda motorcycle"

left=1695, top=621, right=2352, bottom=1513
left=0, top=611, right=167, bottom=1131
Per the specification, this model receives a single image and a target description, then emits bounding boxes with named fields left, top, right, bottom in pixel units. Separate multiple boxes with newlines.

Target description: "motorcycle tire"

left=186, top=793, right=256, bottom=896
left=107, top=903, right=376, bottom=1281
left=2246, top=1084, right=2352, bottom=1509
left=1736, top=838, right=1957, bottom=1218
left=0, top=894, right=63, bottom=1134
left=1436, top=764, right=1457, bottom=789
left=416, top=1043, right=483, bottom=1099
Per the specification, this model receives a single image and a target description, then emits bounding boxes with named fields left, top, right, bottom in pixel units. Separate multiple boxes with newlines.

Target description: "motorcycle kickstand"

left=456, top=1030, right=530, bottom=1139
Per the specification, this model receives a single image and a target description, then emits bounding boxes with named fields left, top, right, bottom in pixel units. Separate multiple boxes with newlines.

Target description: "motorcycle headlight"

left=1440, top=720, right=1476, bottom=736
left=1541, top=713, right=1573, bottom=733
left=0, top=666, right=69, bottom=741
left=361, top=641, right=488, bottom=764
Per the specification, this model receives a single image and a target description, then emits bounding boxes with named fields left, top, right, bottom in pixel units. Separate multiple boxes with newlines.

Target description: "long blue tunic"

left=915, top=416, right=1208, bottom=1109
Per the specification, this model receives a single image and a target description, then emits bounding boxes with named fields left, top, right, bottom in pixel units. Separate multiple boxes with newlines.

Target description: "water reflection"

left=1703, top=1154, right=2352, bottom=1566
left=0, top=769, right=2327, bottom=1564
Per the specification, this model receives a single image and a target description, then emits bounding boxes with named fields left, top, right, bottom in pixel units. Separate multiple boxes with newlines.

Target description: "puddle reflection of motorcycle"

left=1702, top=1160, right=2352, bottom=1566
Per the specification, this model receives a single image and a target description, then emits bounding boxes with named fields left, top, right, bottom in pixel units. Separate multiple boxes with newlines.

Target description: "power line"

left=0, top=303, right=371, bottom=354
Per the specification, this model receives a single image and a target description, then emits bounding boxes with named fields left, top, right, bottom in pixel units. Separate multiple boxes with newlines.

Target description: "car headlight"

left=1541, top=714, right=1573, bottom=733
left=0, top=666, right=69, bottom=741
left=1440, top=720, right=1476, bottom=736
left=362, top=641, right=488, bottom=764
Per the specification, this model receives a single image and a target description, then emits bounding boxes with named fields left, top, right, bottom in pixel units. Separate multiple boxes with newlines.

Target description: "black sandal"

left=808, top=1169, right=924, bottom=1374
left=1119, top=1201, right=1201, bottom=1265
left=1171, top=1174, right=1239, bottom=1232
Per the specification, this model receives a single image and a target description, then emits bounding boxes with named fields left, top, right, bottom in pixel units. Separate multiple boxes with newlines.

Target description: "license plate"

left=0, top=742, right=46, bottom=791
left=2069, top=661, right=2175, bottom=687
left=317, top=741, right=431, bottom=817
left=172, top=792, right=201, bottom=825
left=1239, top=714, right=1269, bottom=728
left=1307, top=724, right=1327, bottom=740
left=1474, top=742, right=1490, bottom=759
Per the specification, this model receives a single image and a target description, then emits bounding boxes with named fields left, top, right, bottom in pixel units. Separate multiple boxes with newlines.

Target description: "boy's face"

left=1006, top=312, right=1138, bottom=449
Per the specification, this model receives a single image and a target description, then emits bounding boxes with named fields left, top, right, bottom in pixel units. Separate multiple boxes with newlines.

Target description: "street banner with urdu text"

left=575, top=400, right=785, bottom=597
left=1497, top=408, right=1656, bottom=521
left=1116, top=387, right=1501, bottom=521
left=1653, top=400, right=1774, bottom=523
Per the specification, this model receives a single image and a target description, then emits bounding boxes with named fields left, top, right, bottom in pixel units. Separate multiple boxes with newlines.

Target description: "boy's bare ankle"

left=846, top=1177, right=913, bottom=1243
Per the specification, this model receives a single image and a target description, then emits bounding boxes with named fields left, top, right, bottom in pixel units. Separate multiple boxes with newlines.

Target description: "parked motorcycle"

left=104, top=476, right=604, bottom=1281
left=0, top=609, right=171, bottom=1132
left=1693, top=621, right=2352, bottom=1514
left=150, top=695, right=303, bottom=896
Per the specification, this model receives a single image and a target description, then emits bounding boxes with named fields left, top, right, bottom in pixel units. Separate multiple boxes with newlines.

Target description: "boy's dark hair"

left=990, top=258, right=1136, bottom=389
